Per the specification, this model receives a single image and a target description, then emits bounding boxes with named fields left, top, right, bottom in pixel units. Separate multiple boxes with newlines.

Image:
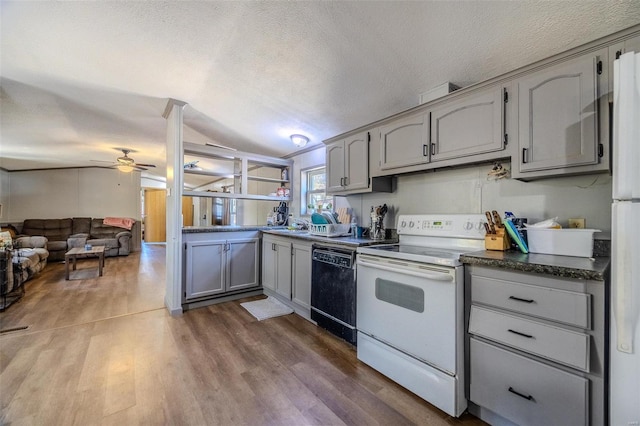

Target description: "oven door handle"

left=356, top=259, right=454, bottom=281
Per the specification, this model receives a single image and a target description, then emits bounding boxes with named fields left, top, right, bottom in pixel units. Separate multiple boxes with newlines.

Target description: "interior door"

left=144, top=189, right=166, bottom=242
left=182, top=196, right=194, bottom=226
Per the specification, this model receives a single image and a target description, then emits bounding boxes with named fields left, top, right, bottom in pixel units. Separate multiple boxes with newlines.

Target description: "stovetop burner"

left=356, top=214, right=488, bottom=267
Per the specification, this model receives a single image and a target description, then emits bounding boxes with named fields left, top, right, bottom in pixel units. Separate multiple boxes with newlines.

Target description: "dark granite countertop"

left=460, top=250, right=610, bottom=281
left=262, top=228, right=398, bottom=248
left=183, top=225, right=283, bottom=233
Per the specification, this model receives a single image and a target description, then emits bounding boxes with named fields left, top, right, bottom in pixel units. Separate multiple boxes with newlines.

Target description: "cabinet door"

left=292, top=241, right=312, bottom=310
left=326, top=140, right=345, bottom=192
left=185, top=241, right=225, bottom=299
left=274, top=239, right=292, bottom=299
left=518, top=53, right=600, bottom=172
left=379, top=113, right=430, bottom=170
left=261, top=236, right=277, bottom=291
left=430, top=87, right=505, bottom=161
left=344, top=131, right=369, bottom=190
left=227, top=238, right=259, bottom=292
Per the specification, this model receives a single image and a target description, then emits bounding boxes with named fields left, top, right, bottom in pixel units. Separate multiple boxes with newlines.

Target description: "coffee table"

left=65, top=246, right=105, bottom=280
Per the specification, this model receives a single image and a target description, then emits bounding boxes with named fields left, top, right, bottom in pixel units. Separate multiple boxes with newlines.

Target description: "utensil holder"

left=485, top=227, right=510, bottom=251
left=370, top=213, right=385, bottom=240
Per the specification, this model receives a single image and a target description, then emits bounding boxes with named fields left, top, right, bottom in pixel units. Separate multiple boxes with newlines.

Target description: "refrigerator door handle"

left=612, top=202, right=640, bottom=353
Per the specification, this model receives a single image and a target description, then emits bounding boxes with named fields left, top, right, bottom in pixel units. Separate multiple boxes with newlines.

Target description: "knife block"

left=485, top=227, right=510, bottom=251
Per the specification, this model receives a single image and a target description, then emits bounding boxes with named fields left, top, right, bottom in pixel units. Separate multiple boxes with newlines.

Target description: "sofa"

left=12, top=236, right=49, bottom=285
left=20, top=218, right=135, bottom=261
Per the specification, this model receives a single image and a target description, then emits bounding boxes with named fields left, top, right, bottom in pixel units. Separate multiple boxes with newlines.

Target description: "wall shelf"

left=182, top=142, right=292, bottom=201
left=182, top=190, right=291, bottom=202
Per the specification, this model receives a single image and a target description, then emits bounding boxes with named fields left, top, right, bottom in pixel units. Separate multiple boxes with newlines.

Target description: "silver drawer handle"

left=508, top=387, right=534, bottom=401
left=508, top=329, right=534, bottom=339
left=509, top=295, right=535, bottom=304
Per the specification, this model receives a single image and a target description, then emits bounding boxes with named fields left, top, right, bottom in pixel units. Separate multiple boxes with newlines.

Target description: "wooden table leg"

left=98, top=252, right=103, bottom=277
left=65, top=255, right=70, bottom=280
left=72, top=256, right=77, bottom=271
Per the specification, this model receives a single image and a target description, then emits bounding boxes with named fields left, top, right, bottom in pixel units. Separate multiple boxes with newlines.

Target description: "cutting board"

left=336, top=207, right=351, bottom=225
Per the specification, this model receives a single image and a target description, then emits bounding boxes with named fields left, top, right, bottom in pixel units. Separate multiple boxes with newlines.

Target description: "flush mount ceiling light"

left=290, top=134, right=309, bottom=147
left=117, top=164, right=134, bottom=173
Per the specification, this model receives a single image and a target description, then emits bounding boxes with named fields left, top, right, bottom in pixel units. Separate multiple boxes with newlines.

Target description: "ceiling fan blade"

left=134, top=163, right=156, bottom=168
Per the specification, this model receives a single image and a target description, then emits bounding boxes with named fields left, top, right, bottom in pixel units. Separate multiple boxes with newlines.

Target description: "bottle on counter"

left=351, top=216, right=358, bottom=237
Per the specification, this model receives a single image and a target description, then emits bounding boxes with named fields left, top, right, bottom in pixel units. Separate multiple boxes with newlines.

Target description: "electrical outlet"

left=569, top=218, right=586, bottom=229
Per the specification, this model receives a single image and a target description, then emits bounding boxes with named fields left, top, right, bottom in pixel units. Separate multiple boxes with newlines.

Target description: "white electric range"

left=355, top=214, right=486, bottom=417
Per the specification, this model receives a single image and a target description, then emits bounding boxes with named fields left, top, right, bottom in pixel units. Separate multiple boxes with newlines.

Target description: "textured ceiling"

left=2, top=1, right=640, bottom=180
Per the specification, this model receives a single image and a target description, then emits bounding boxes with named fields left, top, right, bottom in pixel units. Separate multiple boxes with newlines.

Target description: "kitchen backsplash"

left=288, top=147, right=612, bottom=235
left=337, top=162, right=612, bottom=234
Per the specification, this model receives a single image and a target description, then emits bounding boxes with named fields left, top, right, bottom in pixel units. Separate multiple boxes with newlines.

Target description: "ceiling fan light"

left=290, top=134, right=309, bottom=147
left=117, top=164, right=134, bottom=173
left=117, top=156, right=134, bottom=165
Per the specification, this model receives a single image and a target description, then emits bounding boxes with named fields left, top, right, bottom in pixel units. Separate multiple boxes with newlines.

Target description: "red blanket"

left=103, top=217, right=135, bottom=230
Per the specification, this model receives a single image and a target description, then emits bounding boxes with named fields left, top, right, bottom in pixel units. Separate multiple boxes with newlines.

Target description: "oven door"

left=356, top=253, right=462, bottom=375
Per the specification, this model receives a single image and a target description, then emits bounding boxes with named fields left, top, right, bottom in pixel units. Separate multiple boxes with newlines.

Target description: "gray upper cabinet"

left=379, top=113, right=430, bottom=170
left=516, top=50, right=605, bottom=175
left=326, top=140, right=345, bottom=192
left=430, top=86, right=506, bottom=162
left=326, top=131, right=369, bottom=193
left=326, top=130, right=391, bottom=195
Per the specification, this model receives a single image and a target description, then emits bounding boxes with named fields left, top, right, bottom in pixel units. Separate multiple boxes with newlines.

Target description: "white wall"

left=6, top=168, right=141, bottom=222
left=341, top=162, right=612, bottom=235
left=0, top=169, right=10, bottom=221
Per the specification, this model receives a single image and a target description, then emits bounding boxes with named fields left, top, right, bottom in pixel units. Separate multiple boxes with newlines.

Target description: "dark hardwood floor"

left=0, top=243, right=485, bottom=425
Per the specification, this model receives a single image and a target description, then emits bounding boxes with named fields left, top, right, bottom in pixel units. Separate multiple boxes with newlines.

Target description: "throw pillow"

left=67, top=237, right=87, bottom=249
left=0, top=225, right=17, bottom=239
left=0, top=231, right=12, bottom=250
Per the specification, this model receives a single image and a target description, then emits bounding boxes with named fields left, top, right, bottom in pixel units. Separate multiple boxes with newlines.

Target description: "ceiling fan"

left=93, top=149, right=157, bottom=172
left=184, top=160, right=202, bottom=170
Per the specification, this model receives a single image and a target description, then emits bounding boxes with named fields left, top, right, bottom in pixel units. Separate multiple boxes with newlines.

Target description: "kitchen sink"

left=271, top=229, right=309, bottom=235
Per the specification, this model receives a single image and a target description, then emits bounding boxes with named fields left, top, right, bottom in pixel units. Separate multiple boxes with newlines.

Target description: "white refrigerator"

left=611, top=50, right=640, bottom=426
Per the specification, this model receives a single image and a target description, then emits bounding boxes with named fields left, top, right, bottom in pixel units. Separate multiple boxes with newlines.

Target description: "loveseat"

left=20, top=218, right=135, bottom=261
left=12, top=236, right=49, bottom=285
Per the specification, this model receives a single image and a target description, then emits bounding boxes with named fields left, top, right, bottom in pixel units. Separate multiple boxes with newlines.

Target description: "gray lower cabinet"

left=262, top=234, right=312, bottom=319
left=261, top=234, right=291, bottom=298
left=430, top=85, right=507, bottom=162
left=467, top=265, right=605, bottom=426
left=291, top=241, right=312, bottom=310
left=514, top=49, right=609, bottom=179
left=184, top=233, right=259, bottom=301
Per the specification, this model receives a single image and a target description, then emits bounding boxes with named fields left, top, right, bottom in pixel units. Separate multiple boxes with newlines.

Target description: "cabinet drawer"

left=470, top=338, right=588, bottom=426
left=469, top=306, right=590, bottom=371
left=471, top=275, right=591, bottom=328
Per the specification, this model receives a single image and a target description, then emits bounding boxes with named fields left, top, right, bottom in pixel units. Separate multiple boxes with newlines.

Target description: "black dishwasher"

left=311, top=244, right=357, bottom=345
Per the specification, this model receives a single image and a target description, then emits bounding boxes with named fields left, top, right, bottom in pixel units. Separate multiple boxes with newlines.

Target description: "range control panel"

left=396, top=214, right=487, bottom=238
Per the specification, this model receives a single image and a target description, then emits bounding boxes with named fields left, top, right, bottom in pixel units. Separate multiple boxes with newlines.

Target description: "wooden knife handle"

left=485, top=211, right=495, bottom=233
left=492, top=210, right=503, bottom=227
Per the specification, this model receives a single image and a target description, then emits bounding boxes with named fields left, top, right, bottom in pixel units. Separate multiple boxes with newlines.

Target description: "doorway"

left=143, top=190, right=193, bottom=242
